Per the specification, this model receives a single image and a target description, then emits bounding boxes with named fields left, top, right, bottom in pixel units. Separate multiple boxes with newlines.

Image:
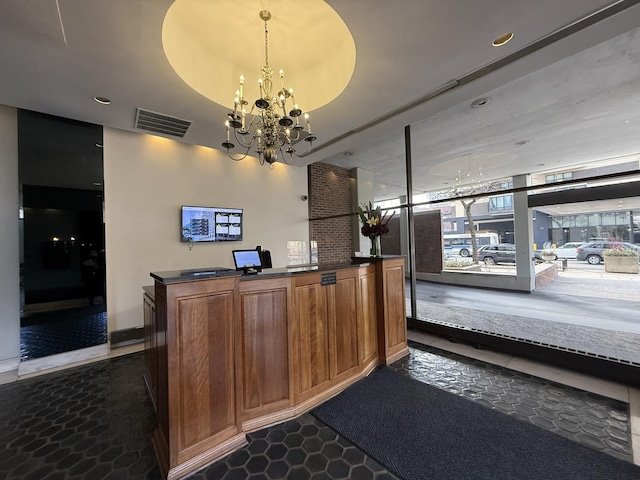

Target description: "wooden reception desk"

left=144, top=256, right=408, bottom=480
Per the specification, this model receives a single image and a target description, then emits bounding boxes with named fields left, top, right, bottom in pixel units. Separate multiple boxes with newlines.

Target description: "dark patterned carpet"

left=20, top=305, right=107, bottom=361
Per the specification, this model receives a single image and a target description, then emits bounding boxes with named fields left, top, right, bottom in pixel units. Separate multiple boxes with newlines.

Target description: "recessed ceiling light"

left=471, top=97, right=491, bottom=108
left=515, top=140, right=529, bottom=146
left=94, top=96, right=111, bottom=105
left=492, top=32, right=514, bottom=47
left=344, top=151, right=353, bottom=156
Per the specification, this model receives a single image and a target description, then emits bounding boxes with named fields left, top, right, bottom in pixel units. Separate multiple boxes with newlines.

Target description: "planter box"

left=450, top=264, right=482, bottom=272
left=604, top=255, right=639, bottom=274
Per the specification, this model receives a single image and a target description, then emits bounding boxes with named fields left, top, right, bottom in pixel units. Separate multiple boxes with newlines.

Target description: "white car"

left=552, top=242, right=584, bottom=259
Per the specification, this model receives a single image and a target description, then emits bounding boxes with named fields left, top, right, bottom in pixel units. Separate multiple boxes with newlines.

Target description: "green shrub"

left=444, top=259, right=474, bottom=268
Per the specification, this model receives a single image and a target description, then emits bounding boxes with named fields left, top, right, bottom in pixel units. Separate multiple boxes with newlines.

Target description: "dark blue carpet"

left=20, top=305, right=107, bottom=360
left=311, top=367, right=640, bottom=480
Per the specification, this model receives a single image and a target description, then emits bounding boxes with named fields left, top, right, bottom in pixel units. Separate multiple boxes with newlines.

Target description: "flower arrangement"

left=357, top=202, right=394, bottom=256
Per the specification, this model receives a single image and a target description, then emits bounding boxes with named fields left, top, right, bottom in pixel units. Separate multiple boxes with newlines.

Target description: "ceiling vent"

left=134, top=108, right=192, bottom=137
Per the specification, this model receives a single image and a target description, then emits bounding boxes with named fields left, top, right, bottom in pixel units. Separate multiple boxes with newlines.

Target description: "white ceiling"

left=2, top=0, right=640, bottom=207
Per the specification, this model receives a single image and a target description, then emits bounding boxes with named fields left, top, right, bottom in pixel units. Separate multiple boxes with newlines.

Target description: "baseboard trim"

left=0, top=357, right=20, bottom=374
left=110, top=326, right=144, bottom=347
left=19, top=344, right=109, bottom=376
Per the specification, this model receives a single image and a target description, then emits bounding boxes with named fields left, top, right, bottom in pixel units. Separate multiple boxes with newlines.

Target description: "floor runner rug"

left=311, top=367, right=640, bottom=480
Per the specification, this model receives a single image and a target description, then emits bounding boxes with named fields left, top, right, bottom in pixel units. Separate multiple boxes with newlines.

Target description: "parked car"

left=575, top=242, right=640, bottom=265
left=477, top=243, right=516, bottom=264
left=552, top=242, right=585, bottom=259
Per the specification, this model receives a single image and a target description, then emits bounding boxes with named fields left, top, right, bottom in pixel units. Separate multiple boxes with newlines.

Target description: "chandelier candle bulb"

left=305, top=113, right=311, bottom=134
left=239, top=75, right=244, bottom=99
left=280, top=69, right=285, bottom=89
left=225, top=121, right=230, bottom=141
left=258, top=78, right=263, bottom=99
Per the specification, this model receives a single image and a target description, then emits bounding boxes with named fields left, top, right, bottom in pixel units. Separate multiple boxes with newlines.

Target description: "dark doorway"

left=18, top=110, right=107, bottom=361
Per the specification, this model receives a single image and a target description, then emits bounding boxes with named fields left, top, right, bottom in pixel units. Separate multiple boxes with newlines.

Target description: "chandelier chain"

left=264, top=18, right=269, bottom=69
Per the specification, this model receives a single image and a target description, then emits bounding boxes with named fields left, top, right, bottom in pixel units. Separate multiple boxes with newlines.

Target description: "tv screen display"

left=232, top=249, right=262, bottom=272
left=181, top=205, right=243, bottom=242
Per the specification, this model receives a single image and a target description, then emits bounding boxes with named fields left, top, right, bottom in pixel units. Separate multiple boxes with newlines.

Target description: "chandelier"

left=222, top=10, right=316, bottom=169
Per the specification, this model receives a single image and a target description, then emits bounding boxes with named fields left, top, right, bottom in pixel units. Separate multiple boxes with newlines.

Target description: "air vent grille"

left=134, top=108, right=192, bottom=137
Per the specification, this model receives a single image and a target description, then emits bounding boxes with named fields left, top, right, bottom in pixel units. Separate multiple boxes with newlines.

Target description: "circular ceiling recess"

left=162, top=0, right=356, bottom=113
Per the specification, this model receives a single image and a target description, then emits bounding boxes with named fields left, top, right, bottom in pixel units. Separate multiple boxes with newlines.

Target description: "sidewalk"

left=539, top=267, right=640, bottom=301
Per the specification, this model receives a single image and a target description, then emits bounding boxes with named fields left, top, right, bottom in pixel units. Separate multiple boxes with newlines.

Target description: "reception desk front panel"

left=147, top=258, right=408, bottom=479
left=236, top=277, right=292, bottom=424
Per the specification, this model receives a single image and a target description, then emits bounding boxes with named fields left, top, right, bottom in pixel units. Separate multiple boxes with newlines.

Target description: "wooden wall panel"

left=358, top=268, right=377, bottom=366
left=331, top=275, right=359, bottom=378
left=143, top=290, right=158, bottom=408
left=294, top=283, right=330, bottom=397
left=154, top=282, right=169, bottom=459
left=238, top=285, right=290, bottom=414
left=376, top=258, right=409, bottom=364
left=384, top=264, right=407, bottom=349
left=175, top=291, right=235, bottom=453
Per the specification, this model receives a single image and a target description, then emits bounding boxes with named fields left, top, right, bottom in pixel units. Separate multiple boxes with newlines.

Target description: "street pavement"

left=412, top=263, right=640, bottom=365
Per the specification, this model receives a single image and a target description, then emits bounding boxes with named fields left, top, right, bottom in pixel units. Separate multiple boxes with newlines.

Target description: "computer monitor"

left=232, top=249, right=263, bottom=273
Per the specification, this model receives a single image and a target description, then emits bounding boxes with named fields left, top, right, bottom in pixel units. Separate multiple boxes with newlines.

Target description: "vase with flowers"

left=357, top=201, right=394, bottom=257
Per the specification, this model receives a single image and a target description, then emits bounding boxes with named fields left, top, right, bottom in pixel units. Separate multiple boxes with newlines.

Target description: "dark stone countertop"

left=150, top=267, right=242, bottom=283
left=150, top=258, right=403, bottom=284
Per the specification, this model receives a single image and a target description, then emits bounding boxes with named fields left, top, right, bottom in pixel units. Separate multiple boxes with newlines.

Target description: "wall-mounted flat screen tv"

left=181, top=205, right=243, bottom=242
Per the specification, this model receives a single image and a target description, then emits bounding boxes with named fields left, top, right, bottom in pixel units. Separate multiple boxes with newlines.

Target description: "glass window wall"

left=313, top=23, right=640, bottom=367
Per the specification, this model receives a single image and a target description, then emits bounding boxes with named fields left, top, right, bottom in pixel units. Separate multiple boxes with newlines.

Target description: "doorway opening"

left=18, top=110, right=107, bottom=363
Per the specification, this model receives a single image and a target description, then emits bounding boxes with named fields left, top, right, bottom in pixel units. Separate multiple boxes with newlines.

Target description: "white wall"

left=0, top=105, right=20, bottom=367
left=103, top=128, right=310, bottom=333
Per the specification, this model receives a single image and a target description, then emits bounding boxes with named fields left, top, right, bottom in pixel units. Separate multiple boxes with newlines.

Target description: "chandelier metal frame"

left=222, top=10, right=316, bottom=169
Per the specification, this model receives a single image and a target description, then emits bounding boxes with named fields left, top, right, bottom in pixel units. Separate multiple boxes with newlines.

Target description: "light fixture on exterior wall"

left=222, top=10, right=316, bottom=169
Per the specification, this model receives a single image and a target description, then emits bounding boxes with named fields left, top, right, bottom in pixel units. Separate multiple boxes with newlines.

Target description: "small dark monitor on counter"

left=232, top=249, right=262, bottom=274
left=256, top=245, right=272, bottom=269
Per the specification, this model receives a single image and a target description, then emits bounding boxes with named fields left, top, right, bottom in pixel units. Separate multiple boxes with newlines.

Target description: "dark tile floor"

left=20, top=305, right=108, bottom=361
left=0, top=343, right=633, bottom=479
left=395, top=341, right=632, bottom=461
